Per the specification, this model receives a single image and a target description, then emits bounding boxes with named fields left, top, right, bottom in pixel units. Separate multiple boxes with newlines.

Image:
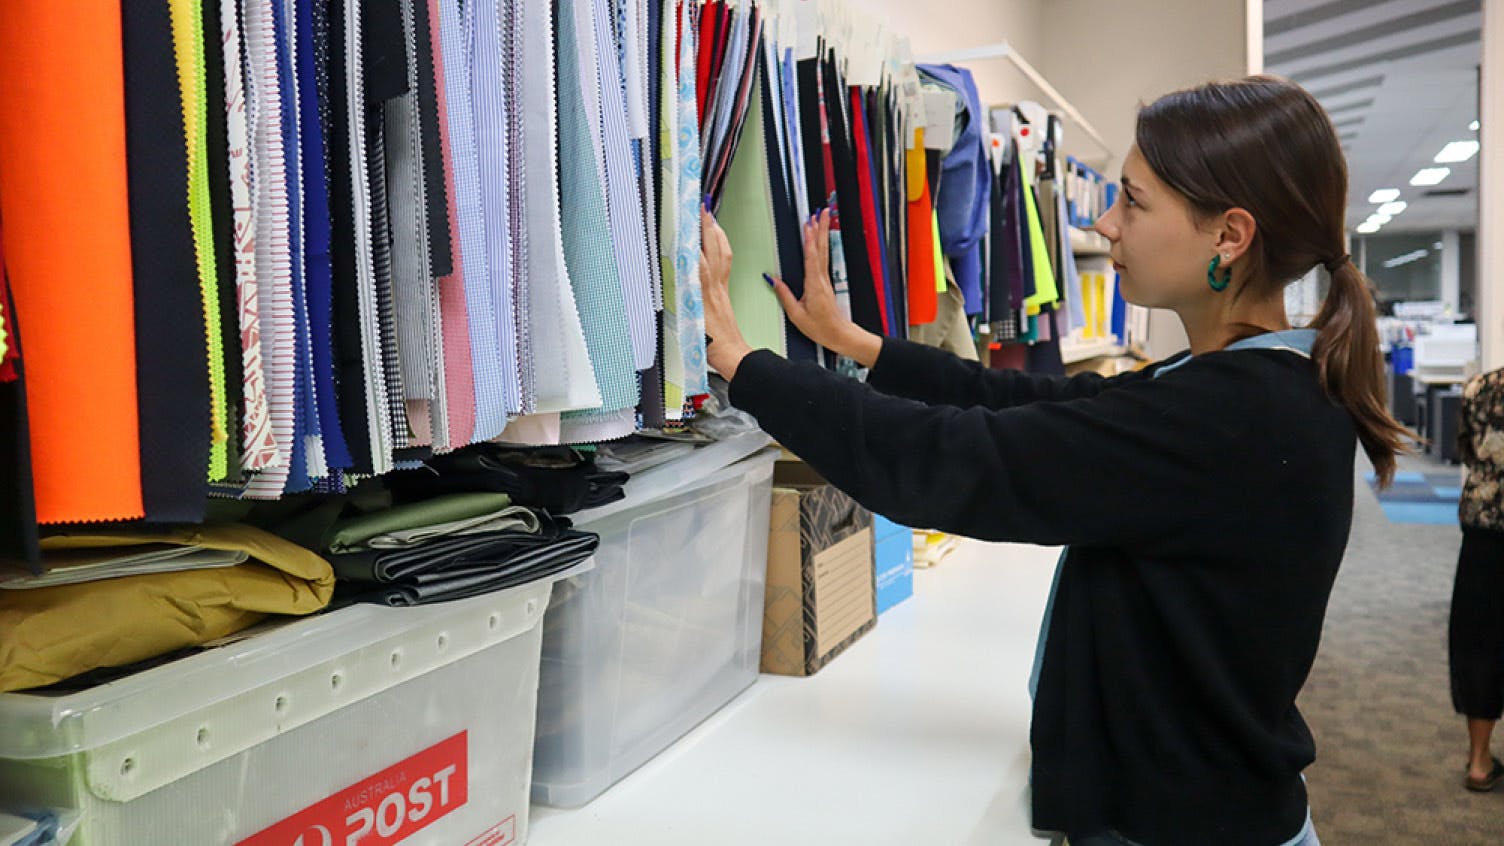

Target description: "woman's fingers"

left=765, top=275, right=802, bottom=317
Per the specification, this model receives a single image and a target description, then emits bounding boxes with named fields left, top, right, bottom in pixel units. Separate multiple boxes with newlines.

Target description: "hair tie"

left=1323, top=254, right=1350, bottom=273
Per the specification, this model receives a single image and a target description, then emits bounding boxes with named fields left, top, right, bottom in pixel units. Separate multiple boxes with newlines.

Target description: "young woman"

left=697, top=76, right=1408, bottom=845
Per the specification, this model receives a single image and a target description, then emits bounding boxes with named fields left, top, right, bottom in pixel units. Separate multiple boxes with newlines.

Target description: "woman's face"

left=1093, top=145, right=1217, bottom=310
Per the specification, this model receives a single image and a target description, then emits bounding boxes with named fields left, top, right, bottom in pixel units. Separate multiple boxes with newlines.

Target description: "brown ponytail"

left=1136, top=76, right=1411, bottom=487
left=1312, top=261, right=1410, bottom=486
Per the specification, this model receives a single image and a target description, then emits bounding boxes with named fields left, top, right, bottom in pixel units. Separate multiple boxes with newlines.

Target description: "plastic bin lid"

left=0, top=561, right=591, bottom=761
left=572, top=430, right=773, bottom=528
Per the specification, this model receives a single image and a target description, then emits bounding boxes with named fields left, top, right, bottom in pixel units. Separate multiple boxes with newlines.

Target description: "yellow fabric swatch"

left=170, top=0, right=230, bottom=480
left=1020, top=157, right=1059, bottom=314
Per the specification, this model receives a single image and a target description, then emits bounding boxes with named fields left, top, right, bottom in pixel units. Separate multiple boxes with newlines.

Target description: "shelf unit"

left=1059, top=336, right=1124, bottom=364
left=1068, top=225, right=1111, bottom=256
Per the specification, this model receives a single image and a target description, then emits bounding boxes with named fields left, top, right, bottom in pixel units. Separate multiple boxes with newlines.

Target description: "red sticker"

left=238, top=732, right=469, bottom=846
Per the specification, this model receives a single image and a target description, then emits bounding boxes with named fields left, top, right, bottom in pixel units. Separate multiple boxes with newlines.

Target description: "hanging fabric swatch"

left=589, top=0, right=659, bottom=373
left=293, top=0, right=353, bottom=473
left=0, top=1, right=144, bottom=523
left=661, top=0, right=709, bottom=417
left=220, top=0, right=276, bottom=473
left=471, top=0, right=525, bottom=421
left=241, top=0, right=300, bottom=499
left=271, top=0, right=320, bottom=492
left=204, top=0, right=246, bottom=481
left=760, top=50, right=817, bottom=363
left=1020, top=153, right=1060, bottom=313
left=123, top=0, right=211, bottom=523
left=504, top=0, right=537, bottom=415
left=387, top=0, right=442, bottom=448
left=521, top=0, right=602, bottom=416
left=420, top=0, right=477, bottom=452
left=850, top=88, right=893, bottom=336
left=717, top=56, right=786, bottom=358
left=820, top=51, right=883, bottom=337
left=0, top=227, right=41, bottom=567
left=169, top=0, right=233, bottom=482
left=906, top=126, right=939, bottom=326
left=436, top=0, right=506, bottom=443
left=557, top=0, right=641, bottom=444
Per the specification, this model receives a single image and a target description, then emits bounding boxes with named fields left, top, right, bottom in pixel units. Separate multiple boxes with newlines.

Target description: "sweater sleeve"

left=868, top=337, right=1152, bottom=410
left=730, top=349, right=1253, bottom=547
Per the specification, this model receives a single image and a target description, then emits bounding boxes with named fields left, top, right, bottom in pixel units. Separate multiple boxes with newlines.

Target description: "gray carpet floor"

left=1299, top=449, right=1503, bottom=844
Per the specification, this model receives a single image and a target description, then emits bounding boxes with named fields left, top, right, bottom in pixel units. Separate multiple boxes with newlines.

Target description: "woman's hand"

left=767, top=209, right=882, bottom=367
left=700, top=206, right=755, bottom=380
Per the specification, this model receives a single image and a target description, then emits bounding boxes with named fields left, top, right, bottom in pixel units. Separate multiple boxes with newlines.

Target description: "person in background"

left=698, top=75, right=1412, bottom=845
left=1450, top=366, right=1504, bottom=792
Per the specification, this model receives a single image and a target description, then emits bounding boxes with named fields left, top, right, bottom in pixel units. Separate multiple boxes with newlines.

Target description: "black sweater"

left=728, top=338, right=1355, bottom=845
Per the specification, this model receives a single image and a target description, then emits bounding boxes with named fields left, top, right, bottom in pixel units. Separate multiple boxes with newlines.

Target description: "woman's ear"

left=1215, top=207, right=1258, bottom=262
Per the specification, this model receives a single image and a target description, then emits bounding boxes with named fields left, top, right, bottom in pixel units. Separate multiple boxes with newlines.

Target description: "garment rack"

left=916, top=40, right=1114, bottom=163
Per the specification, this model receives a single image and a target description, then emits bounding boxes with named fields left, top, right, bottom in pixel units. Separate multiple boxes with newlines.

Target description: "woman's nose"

left=1093, top=207, right=1120, bottom=241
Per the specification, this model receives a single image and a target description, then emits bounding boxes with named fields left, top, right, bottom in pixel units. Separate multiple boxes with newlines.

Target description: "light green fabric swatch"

left=716, top=71, right=786, bottom=357
left=171, top=0, right=230, bottom=480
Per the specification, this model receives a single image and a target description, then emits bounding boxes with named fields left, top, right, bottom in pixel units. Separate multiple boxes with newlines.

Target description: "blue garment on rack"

left=917, top=64, right=990, bottom=316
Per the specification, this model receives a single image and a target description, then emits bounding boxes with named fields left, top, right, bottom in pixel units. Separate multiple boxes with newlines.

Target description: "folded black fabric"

left=385, top=446, right=629, bottom=514
left=332, top=519, right=599, bottom=607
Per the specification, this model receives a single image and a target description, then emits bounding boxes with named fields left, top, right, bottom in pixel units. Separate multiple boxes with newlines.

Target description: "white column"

left=1440, top=229, right=1461, bottom=315
left=1246, top=0, right=1264, bottom=74
left=1483, top=0, right=1504, bottom=369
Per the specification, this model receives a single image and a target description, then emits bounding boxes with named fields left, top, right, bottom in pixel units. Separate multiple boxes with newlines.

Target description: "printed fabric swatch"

left=0, top=1, right=144, bottom=523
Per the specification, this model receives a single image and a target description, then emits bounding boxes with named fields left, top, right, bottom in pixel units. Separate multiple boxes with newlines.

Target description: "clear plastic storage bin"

left=0, top=569, right=583, bottom=846
left=531, top=440, right=776, bottom=807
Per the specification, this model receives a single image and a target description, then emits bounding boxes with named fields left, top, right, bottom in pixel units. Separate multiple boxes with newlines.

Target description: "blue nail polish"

left=703, top=194, right=712, bottom=212
left=762, top=273, right=775, bottom=287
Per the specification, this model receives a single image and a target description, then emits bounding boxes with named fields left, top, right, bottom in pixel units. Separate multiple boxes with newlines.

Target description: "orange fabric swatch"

left=0, top=2, right=144, bottom=523
left=906, top=183, right=940, bottom=326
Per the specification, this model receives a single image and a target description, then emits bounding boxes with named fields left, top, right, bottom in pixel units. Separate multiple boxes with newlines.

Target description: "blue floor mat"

left=1366, top=472, right=1461, bottom=525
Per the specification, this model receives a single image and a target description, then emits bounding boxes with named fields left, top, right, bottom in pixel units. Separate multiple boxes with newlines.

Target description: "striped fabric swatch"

left=520, top=0, right=601, bottom=416
left=424, top=0, right=477, bottom=452
left=437, top=0, right=507, bottom=443
left=221, top=0, right=276, bottom=472
left=241, top=0, right=299, bottom=499
left=470, top=0, right=524, bottom=421
left=558, top=0, right=638, bottom=443
left=588, top=0, right=657, bottom=373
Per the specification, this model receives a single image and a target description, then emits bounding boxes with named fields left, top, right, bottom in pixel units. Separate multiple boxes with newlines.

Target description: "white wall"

left=1482, top=0, right=1504, bottom=370
left=855, top=0, right=1047, bottom=107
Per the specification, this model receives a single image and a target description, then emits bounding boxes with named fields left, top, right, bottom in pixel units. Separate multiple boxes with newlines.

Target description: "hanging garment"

left=917, top=65, right=990, bottom=317
left=0, top=1, right=144, bottom=524
left=1020, top=152, right=1060, bottom=313
left=436, top=0, right=506, bottom=443
left=122, top=0, right=212, bottom=523
left=0, top=525, right=335, bottom=694
left=471, top=0, right=525, bottom=420
left=520, top=0, right=602, bottom=416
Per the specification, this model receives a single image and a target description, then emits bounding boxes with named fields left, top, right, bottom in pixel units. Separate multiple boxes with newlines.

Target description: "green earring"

left=1207, top=255, right=1233, bottom=292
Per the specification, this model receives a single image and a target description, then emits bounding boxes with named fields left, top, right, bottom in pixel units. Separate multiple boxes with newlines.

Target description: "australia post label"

left=239, top=732, right=469, bottom=846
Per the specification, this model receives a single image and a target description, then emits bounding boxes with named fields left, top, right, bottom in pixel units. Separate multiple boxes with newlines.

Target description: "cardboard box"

left=761, top=461, right=876, bottom=676
left=873, top=514, right=914, bottom=614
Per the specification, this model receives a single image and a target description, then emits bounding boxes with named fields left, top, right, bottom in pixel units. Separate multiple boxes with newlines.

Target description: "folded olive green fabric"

left=0, top=524, right=334, bottom=693
left=323, top=491, right=519, bottom=552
